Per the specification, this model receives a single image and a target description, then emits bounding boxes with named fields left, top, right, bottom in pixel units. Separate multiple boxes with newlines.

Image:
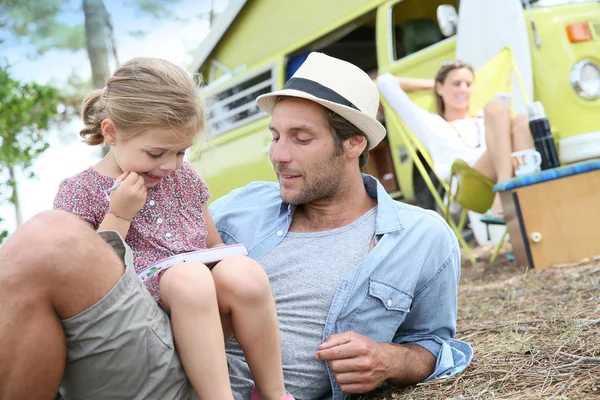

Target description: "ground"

left=359, top=245, right=600, bottom=400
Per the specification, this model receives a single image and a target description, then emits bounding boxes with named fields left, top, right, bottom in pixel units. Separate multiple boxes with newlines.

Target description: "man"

left=0, top=53, right=471, bottom=400
left=212, top=52, right=472, bottom=399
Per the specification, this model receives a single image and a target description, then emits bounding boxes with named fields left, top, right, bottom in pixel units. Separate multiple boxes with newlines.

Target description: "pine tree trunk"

left=82, top=0, right=111, bottom=90
left=8, top=166, right=23, bottom=227
left=83, top=0, right=111, bottom=156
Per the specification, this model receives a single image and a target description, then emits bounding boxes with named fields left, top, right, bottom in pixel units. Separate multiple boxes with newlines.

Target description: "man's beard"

left=277, top=151, right=345, bottom=206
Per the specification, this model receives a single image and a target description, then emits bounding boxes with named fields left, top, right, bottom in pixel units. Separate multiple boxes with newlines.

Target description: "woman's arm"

left=377, top=74, right=441, bottom=145
left=397, top=77, right=435, bottom=92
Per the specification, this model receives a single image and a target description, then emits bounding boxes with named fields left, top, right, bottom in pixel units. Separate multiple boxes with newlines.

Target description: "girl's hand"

left=109, top=172, right=147, bottom=219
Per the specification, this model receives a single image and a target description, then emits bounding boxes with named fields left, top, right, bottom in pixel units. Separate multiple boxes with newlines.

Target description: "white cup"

left=512, top=148, right=542, bottom=176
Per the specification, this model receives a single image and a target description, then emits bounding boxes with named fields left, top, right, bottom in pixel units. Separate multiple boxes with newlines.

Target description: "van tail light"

left=566, top=22, right=592, bottom=43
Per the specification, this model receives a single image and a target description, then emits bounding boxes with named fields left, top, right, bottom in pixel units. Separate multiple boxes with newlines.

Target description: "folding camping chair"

left=380, top=46, right=530, bottom=263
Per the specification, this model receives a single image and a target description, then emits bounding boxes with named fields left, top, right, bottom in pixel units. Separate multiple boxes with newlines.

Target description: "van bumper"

left=559, top=131, right=600, bottom=164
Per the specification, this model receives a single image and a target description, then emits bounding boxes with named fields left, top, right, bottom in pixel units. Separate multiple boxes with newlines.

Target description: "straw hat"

left=256, top=52, right=386, bottom=150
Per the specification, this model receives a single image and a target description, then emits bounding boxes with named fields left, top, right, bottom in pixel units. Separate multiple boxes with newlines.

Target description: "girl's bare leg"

left=160, top=263, right=235, bottom=400
left=212, top=256, right=287, bottom=400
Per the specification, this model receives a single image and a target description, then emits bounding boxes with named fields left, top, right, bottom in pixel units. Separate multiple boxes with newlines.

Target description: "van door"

left=376, top=0, right=458, bottom=205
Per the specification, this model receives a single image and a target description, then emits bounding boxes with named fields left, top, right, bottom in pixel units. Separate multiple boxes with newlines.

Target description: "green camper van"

left=191, top=0, right=600, bottom=206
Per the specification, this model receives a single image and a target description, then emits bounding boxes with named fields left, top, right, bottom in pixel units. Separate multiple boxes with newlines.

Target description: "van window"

left=391, top=0, right=459, bottom=60
left=207, top=65, right=276, bottom=135
left=287, top=12, right=378, bottom=75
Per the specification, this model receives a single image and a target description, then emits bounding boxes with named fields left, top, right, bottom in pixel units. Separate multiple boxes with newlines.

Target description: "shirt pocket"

left=344, top=279, right=413, bottom=343
left=146, top=311, right=186, bottom=377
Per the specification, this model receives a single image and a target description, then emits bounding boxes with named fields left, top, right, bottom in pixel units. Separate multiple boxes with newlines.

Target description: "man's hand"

left=314, top=331, right=389, bottom=394
left=109, top=172, right=147, bottom=219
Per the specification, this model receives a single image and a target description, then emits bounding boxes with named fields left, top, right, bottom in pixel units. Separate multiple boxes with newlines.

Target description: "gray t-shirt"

left=227, top=207, right=377, bottom=400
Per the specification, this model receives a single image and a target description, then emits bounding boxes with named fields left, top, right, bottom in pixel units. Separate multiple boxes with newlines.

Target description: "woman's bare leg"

left=160, top=263, right=235, bottom=400
left=482, top=99, right=514, bottom=181
left=212, top=256, right=287, bottom=400
left=511, top=113, right=535, bottom=151
left=471, top=151, right=496, bottom=181
left=473, top=99, right=519, bottom=213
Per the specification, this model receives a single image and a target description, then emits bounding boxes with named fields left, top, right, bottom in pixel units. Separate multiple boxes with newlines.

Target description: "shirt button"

left=149, top=200, right=156, bottom=206
left=157, top=218, right=163, bottom=224
left=165, top=232, right=172, bottom=238
left=276, top=230, right=283, bottom=237
left=387, top=299, right=393, bottom=307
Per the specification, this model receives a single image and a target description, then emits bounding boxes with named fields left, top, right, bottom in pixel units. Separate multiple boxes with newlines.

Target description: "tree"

left=0, top=66, right=60, bottom=240
left=0, top=0, right=203, bottom=156
left=83, top=0, right=112, bottom=89
left=0, top=0, right=213, bottom=238
left=0, top=0, right=192, bottom=90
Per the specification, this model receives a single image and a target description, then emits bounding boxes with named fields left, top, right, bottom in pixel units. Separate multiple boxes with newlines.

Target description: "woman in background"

left=377, top=60, right=535, bottom=219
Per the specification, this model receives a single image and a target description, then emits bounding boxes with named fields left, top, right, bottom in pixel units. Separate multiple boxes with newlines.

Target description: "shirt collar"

left=276, top=174, right=404, bottom=234
left=279, top=201, right=293, bottom=216
left=363, top=174, right=403, bottom=234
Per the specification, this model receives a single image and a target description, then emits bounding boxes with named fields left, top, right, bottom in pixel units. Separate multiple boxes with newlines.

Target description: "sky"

left=0, top=0, right=229, bottom=236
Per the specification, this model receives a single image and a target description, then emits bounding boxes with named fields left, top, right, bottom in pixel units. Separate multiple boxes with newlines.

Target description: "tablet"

left=137, top=244, right=249, bottom=282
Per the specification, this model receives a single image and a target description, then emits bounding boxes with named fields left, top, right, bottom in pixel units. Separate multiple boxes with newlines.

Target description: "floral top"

left=53, top=162, right=210, bottom=306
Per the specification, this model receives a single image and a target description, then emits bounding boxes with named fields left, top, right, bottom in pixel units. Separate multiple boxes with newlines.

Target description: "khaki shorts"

left=58, top=231, right=196, bottom=400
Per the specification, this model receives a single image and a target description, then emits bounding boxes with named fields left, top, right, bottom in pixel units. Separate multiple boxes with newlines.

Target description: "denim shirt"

left=210, top=175, right=473, bottom=400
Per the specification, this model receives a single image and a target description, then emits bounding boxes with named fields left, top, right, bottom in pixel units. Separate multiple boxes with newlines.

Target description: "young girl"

left=54, top=57, right=294, bottom=400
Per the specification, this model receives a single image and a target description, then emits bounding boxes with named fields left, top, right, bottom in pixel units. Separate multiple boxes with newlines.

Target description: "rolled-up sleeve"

left=392, top=246, right=473, bottom=380
left=376, top=73, right=436, bottom=149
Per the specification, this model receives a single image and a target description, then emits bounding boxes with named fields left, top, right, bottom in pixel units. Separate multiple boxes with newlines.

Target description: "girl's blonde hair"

left=80, top=57, right=205, bottom=145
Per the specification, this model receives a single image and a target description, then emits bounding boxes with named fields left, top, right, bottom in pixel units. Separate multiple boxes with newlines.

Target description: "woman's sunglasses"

left=441, top=60, right=465, bottom=67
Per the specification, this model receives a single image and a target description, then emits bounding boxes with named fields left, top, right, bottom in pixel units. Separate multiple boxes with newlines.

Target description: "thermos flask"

left=527, top=101, right=560, bottom=170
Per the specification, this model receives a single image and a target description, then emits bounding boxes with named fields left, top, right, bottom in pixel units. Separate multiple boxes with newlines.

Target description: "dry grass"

left=358, top=245, right=600, bottom=400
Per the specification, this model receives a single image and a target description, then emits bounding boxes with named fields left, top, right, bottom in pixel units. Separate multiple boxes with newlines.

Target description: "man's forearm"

left=381, top=343, right=436, bottom=387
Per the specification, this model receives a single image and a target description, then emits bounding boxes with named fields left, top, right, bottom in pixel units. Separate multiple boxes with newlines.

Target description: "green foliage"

left=0, top=68, right=59, bottom=169
left=0, top=0, right=86, bottom=54
left=124, top=0, right=184, bottom=18
left=55, top=71, right=93, bottom=122
left=0, top=66, right=60, bottom=241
